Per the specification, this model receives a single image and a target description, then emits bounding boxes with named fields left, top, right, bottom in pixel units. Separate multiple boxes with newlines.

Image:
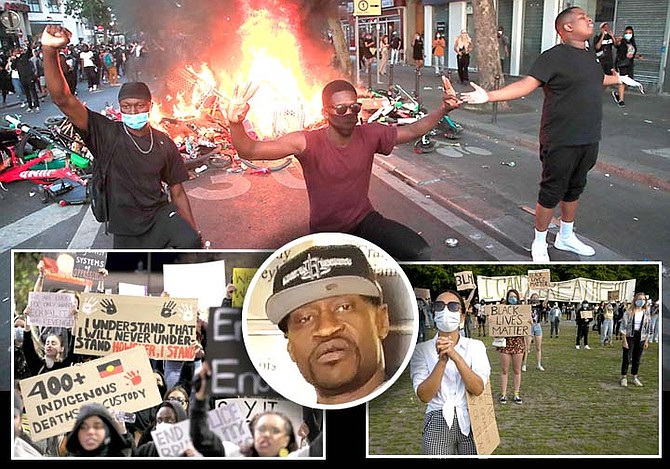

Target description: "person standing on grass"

left=410, top=290, right=490, bottom=455
left=494, top=289, right=525, bottom=405
left=575, top=300, right=593, bottom=349
left=619, top=292, right=651, bottom=387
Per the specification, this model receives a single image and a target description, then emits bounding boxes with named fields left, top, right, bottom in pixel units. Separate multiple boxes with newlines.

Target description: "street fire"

left=153, top=4, right=328, bottom=140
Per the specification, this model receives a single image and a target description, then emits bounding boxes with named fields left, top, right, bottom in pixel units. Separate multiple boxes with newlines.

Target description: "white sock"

left=534, top=229, right=547, bottom=244
left=559, top=220, right=574, bottom=238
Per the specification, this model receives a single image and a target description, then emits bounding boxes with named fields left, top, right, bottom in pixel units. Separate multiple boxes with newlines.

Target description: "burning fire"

left=152, top=2, right=328, bottom=139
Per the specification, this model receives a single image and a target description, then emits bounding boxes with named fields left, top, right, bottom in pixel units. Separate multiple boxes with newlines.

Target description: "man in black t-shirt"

left=461, top=7, right=634, bottom=262
left=41, top=25, right=201, bottom=249
left=593, top=22, right=615, bottom=74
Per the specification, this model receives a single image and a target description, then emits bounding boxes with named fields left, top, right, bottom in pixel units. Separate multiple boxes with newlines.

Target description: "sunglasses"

left=433, top=301, right=461, bottom=313
left=329, top=102, right=362, bottom=115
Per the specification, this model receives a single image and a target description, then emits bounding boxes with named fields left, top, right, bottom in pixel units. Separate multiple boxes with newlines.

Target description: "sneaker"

left=554, top=233, right=595, bottom=256
left=537, top=364, right=545, bottom=371
left=618, top=100, right=625, bottom=107
left=576, top=345, right=580, bottom=349
left=611, top=90, right=620, bottom=104
left=521, top=364, right=527, bottom=372
left=513, top=395, right=523, bottom=405
left=584, top=345, right=591, bottom=350
left=531, top=241, right=550, bottom=262
left=620, top=377, right=628, bottom=387
left=498, top=395, right=508, bottom=404
left=633, top=378, right=643, bottom=387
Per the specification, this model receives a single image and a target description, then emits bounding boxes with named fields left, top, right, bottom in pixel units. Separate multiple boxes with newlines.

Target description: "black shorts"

left=537, top=143, right=599, bottom=209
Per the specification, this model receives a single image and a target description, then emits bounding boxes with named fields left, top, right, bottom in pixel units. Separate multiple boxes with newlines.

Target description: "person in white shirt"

left=410, top=290, right=491, bottom=455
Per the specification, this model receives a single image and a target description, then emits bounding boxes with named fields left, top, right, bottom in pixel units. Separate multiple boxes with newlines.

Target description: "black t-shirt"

left=528, top=44, right=604, bottom=147
left=82, top=110, right=189, bottom=236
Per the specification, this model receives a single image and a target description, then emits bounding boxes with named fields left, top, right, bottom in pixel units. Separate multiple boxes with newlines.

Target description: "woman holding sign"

left=494, top=289, right=526, bottom=405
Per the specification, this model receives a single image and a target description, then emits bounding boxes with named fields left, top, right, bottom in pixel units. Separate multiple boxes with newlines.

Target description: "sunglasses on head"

left=433, top=301, right=461, bottom=313
left=329, top=102, right=362, bottom=115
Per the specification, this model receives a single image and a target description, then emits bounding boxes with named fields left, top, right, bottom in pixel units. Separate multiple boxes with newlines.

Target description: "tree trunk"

left=327, top=16, right=352, bottom=77
left=472, top=0, right=509, bottom=111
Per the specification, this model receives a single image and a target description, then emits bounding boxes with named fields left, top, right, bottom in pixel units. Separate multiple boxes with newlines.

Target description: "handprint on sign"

left=100, top=298, right=118, bottom=316
left=178, top=303, right=196, bottom=322
left=160, top=300, right=177, bottom=318
left=124, top=370, right=142, bottom=385
left=82, top=296, right=97, bottom=315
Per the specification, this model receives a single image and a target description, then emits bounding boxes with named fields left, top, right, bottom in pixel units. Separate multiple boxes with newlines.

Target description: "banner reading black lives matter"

left=19, top=346, right=161, bottom=441
left=73, top=292, right=199, bottom=360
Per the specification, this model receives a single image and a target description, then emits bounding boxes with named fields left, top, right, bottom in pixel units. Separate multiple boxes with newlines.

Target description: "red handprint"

left=124, top=370, right=142, bottom=385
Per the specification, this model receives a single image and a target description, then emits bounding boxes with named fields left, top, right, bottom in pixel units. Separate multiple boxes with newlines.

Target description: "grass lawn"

left=367, top=320, right=660, bottom=457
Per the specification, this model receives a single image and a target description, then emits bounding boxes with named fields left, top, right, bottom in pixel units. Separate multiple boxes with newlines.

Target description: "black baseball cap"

left=265, top=244, right=382, bottom=325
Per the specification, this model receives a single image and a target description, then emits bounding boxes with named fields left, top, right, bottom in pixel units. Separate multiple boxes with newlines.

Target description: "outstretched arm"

left=461, top=76, right=542, bottom=104
left=41, top=25, right=88, bottom=131
left=226, top=82, right=306, bottom=160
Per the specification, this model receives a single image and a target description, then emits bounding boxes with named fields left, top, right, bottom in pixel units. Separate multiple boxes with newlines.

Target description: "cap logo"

left=282, top=254, right=353, bottom=286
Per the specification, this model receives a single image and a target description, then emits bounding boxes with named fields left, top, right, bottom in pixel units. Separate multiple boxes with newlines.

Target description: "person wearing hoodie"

left=133, top=400, right=189, bottom=457
left=64, top=403, right=134, bottom=457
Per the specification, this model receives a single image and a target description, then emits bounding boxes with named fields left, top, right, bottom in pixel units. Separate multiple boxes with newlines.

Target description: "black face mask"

left=327, top=112, right=358, bottom=137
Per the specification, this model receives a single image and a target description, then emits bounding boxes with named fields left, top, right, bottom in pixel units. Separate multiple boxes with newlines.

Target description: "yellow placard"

left=232, top=267, right=258, bottom=308
left=354, top=0, right=381, bottom=16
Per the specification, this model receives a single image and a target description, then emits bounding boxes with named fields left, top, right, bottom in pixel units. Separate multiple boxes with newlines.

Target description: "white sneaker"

left=633, top=378, right=643, bottom=387
left=621, top=377, right=628, bottom=387
left=575, top=345, right=580, bottom=349
left=554, top=233, right=595, bottom=256
left=521, top=364, right=527, bottom=372
left=584, top=345, right=591, bottom=350
left=537, top=364, right=545, bottom=371
left=531, top=241, right=550, bottom=262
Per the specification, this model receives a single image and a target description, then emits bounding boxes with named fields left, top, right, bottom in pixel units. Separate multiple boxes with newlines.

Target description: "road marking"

left=188, top=173, right=252, bottom=200
left=0, top=204, right=80, bottom=253
left=68, top=206, right=103, bottom=249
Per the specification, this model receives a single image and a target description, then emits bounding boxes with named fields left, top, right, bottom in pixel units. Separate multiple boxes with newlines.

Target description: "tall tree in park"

left=471, top=0, right=508, bottom=110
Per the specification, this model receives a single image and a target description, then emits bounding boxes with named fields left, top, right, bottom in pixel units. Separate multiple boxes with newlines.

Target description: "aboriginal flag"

left=97, top=359, right=123, bottom=378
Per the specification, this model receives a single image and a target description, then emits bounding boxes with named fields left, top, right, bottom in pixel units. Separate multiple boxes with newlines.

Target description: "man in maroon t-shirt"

left=228, top=79, right=461, bottom=260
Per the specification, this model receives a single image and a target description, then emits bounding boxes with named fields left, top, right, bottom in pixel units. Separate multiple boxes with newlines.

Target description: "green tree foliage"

left=12, top=252, right=43, bottom=316
left=401, top=264, right=659, bottom=301
left=63, top=0, right=112, bottom=27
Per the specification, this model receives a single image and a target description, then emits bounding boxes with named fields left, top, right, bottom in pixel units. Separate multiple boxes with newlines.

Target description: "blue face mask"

left=623, top=33, right=633, bottom=41
left=121, top=112, right=150, bottom=130
left=634, top=299, right=645, bottom=307
left=507, top=296, right=518, bottom=305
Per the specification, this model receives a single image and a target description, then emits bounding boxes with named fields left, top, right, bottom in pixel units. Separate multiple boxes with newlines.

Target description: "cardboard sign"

left=466, top=380, right=500, bottom=455
left=455, top=271, right=476, bottom=291
left=214, top=397, right=304, bottom=431
left=19, top=346, right=161, bottom=441
left=527, top=269, right=551, bottom=289
left=484, top=304, right=532, bottom=337
left=73, top=292, right=198, bottom=360
left=72, top=251, right=107, bottom=281
left=413, top=287, right=431, bottom=301
left=27, top=291, right=76, bottom=328
left=207, top=401, right=253, bottom=447
left=232, top=267, right=257, bottom=308
left=151, top=419, right=192, bottom=457
left=581, top=310, right=593, bottom=319
left=608, top=290, right=619, bottom=302
left=207, top=307, right=279, bottom=398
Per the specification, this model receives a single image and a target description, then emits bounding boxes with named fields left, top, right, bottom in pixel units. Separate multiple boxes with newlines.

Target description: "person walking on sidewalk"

left=612, top=25, right=642, bottom=107
left=619, top=292, right=651, bottom=387
left=226, top=78, right=461, bottom=260
left=432, top=32, right=446, bottom=75
left=461, top=7, right=630, bottom=262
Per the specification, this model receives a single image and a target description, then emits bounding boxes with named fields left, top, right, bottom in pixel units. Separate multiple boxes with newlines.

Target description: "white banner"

left=476, top=276, right=636, bottom=303
left=163, top=259, right=227, bottom=312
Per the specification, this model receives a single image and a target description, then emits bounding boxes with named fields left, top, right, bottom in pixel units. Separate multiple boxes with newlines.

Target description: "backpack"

left=87, top=154, right=111, bottom=228
left=103, top=53, right=113, bottom=68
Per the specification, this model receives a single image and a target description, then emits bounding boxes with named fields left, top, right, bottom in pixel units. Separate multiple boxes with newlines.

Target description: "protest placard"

left=232, top=267, right=257, bottom=308
left=19, top=346, right=161, bottom=441
left=151, top=420, right=192, bottom=457
left=454, top=271, right=476, bottom=291
left=467, top=380, right=500, bottom=455
left=27, top=291, right=76, bottom=328
left=581, top=310, right=593, bottom=319
left=73, top=293, right=198, bottom=360
left=72, top=251, right=107, bottom=281
left=484, top=304, right=532, bottom=337
left=214, top=397, right=304, bottom=432
left=527, top=269, right=551, bottom=289
left=207, top=401, right=253, bottom=447
left=607, top=290, right=619, bottom=302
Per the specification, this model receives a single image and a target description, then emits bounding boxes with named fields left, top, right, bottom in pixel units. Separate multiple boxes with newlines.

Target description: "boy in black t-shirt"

left=461, top=7, right=634, bottom=262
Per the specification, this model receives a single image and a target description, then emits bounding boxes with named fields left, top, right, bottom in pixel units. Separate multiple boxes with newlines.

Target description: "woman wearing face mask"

left=619, top=292, right=651, bottom=387
left=412, top=33, right=425, bottom=70
left=494, top=288, right=526, bottom=405
left=575, top=300, right=593, bottom=349
left=612, top=26, right=642, bottom=107
left=410, top=290, right=491, bottom=455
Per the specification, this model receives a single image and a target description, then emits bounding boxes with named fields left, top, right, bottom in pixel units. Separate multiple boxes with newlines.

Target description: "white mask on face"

left=434, top=310, right=461, bottom=332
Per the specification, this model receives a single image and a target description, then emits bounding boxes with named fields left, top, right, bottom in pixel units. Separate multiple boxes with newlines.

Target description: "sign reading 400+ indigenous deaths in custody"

left=484, top=303, right=532, bottom=337
left=73, top=292, right=199, bottom=360
left=19, top=346, right=162, bottom=441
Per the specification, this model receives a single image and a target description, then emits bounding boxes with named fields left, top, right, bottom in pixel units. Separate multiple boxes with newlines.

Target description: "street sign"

left=354, top=0, right=381, bottom=16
